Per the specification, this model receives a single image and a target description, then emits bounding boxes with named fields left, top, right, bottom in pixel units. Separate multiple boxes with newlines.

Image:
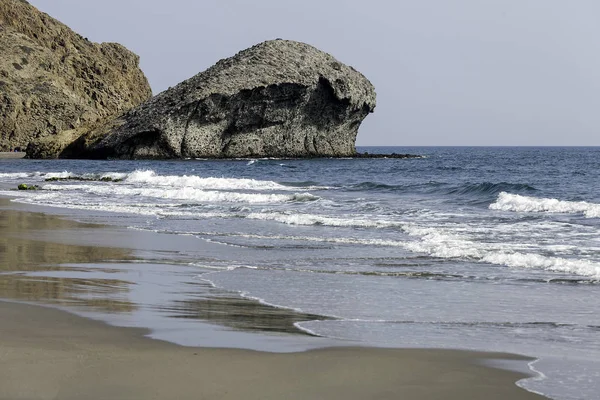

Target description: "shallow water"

left=1, top=146, right=599, bottom=399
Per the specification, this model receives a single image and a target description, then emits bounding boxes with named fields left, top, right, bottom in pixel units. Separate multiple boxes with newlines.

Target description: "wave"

left=0, top=171, right=88, bottom=180
left=447, top=182, right=537, bottom=196
left=279, top=180, right=324, bottom=188
left=348, top=182, right=403, bottom=191
left=124, top=170, right=308, bottom=191
left=490, top=192, right=600, bottom=218
left=39, top=171, right=129, bottom=181
left=240, top=223, right=600, bottom=278
left=481, top=252, right=600, bottom=278
left=0, top=172, right=30, bottom=179
left=192, top=231, right=411, bottom=249
left=42, top=183, right=318, bottom=204
left=245, top=212, right=404, bottom=229
left=271, top=267, right=466, bottom=280
left=345, top=181, right=536, bottom=198
left=402, top=225, right=600, bottom=278
left=147, top=219, right=600, bottom=279
left=208, top=224, right=599, bottom=279
left=346, top=181, right=445, bottom=192
left=4, top=169, right=324, bottom=191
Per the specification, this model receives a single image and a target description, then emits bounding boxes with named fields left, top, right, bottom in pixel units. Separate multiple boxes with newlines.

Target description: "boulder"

left=0, top=0, right=152, bottom=155
left=72, top=39, right=376, bottom=159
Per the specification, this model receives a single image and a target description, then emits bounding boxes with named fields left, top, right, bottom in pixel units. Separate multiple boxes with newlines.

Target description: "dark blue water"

left=1, top=146, right=599, bottom=399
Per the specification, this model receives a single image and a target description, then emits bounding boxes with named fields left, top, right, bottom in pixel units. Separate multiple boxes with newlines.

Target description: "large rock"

left=72, top=39, right=376, bottom=159
left=0, top=0, right=152, bottom=154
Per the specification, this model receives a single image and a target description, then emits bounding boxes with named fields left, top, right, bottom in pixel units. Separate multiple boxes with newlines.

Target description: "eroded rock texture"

left=0, top=0, right=151, bottom=155
left=76, top=39, right=376, bottom=159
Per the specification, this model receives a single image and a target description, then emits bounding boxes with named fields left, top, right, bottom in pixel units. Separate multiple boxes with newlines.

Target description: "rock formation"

left=0, top=0, right=151, bottom=155
left=66, top=39, right=376, bottom=159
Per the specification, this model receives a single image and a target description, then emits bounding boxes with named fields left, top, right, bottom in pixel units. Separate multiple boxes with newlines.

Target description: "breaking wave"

left=124, top=170, right=295, bottom=191
left=402, top=225, right=600, bottom=278
left=490, top=192, right=600, bottom=218
left=0, top=172, right=30, bottom=179
left=42, top=183, right=318, bottom=204
left=481, top=252, right=600, bottom=278
left=2, top=169, right=324, bottom=191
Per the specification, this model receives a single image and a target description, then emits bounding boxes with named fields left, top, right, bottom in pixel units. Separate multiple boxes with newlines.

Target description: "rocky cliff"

left=68, top=39, right=376, bottom=159
left=0, top=0, right=152, bottom=154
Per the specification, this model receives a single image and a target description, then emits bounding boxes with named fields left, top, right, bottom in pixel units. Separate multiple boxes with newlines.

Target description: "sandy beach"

left=0, top=199, right=545, bottom=399
left=0, top=300, right=543, bottom=400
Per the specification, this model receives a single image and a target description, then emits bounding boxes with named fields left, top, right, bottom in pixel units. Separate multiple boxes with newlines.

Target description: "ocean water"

left=1, top=146, right=599, bottom=399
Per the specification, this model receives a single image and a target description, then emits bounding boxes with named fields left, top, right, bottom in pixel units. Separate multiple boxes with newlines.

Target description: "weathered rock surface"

left=71, top=39, right=376, bottom=159
left=0, top=0, right=152, bottom=154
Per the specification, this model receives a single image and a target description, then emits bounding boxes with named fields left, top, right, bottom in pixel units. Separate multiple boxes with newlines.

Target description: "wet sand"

left=0, top=199, right=546, bottom=399
left=0, top=301, right=544, bottom=400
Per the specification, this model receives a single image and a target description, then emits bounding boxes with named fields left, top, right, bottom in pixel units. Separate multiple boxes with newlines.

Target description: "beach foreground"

left=0, top=300, right=542, bottom=400
left=0, top=200, right=545, bottom=399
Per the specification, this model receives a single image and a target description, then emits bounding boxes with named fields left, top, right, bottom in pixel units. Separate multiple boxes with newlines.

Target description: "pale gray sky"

left=29, top=1, right=600, bottom=146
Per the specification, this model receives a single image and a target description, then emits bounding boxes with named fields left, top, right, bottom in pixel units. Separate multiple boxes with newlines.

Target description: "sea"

left=1, top=146, right=599, bottom=400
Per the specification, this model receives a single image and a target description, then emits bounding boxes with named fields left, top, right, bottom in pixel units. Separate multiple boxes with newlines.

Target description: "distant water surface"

left=1, top=146, right=599, bottom=400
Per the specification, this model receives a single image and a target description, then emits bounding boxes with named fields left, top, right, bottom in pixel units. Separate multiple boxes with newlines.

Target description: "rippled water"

left=1, top=146, right=599, bottom=399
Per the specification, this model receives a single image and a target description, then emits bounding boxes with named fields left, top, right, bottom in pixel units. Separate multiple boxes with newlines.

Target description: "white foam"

left=215, top=224, right=600, bottom=279
left=403, top=225, right=485, bottom=258
left=0, top=170, right=131, bottom=182
left=191, top=223, right=600, bottom=279
left=124, top=170, right=295, bottom=191
left=10, top=195, right=163, bottom=216
left=42, top=171, right=75, bottom=179
left=402, top=225, right=600, bottom=278
left=0, top=172, right=30, bottom=179
left=293, top=322, right=322, bottom=337
left=0, top=190, right=62, bottom=201
left=42, top=183, right=318, bottom=204
left=482, top=252, right=600, bottom=278
left=246, top=212, right=404, bottom=229
left=517, top=359, right=548, bottom=398
left=1, top=171, right=127, bottom=181
left=491, top=192, right=600, bottom=218
left=210, top=232, right=410, bottom=248
left=100, top=172, right=129, bottom=180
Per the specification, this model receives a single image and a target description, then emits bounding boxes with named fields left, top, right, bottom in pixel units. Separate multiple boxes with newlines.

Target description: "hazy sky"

left=29, top=1, right=600, bottom=146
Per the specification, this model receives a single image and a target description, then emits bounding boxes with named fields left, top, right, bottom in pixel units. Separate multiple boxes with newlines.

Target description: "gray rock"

left=78, top=39, right=376, bottom=159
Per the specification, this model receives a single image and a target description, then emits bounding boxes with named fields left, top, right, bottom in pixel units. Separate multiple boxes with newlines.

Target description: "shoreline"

left=0, top=196, right=546, bottom=399
left=0, top=299, right=544, bottom=400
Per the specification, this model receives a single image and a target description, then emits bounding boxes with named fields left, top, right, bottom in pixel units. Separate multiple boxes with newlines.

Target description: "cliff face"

left=0, top=0, right=152, bottom=153
left=71, top=39, right=376, bottom=159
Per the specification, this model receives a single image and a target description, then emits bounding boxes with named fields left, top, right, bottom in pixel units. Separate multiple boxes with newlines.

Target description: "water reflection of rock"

left=0, top=206, right=136, bottom=313
left=1, top=207, right=132, bottom=271
left=167, top=294, right=331, bottom=336
left=0, top=275, right=135, bottom=312
left=0, top=203, right=331, bottom=336
left=0, top=236, right=134, bottom=271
